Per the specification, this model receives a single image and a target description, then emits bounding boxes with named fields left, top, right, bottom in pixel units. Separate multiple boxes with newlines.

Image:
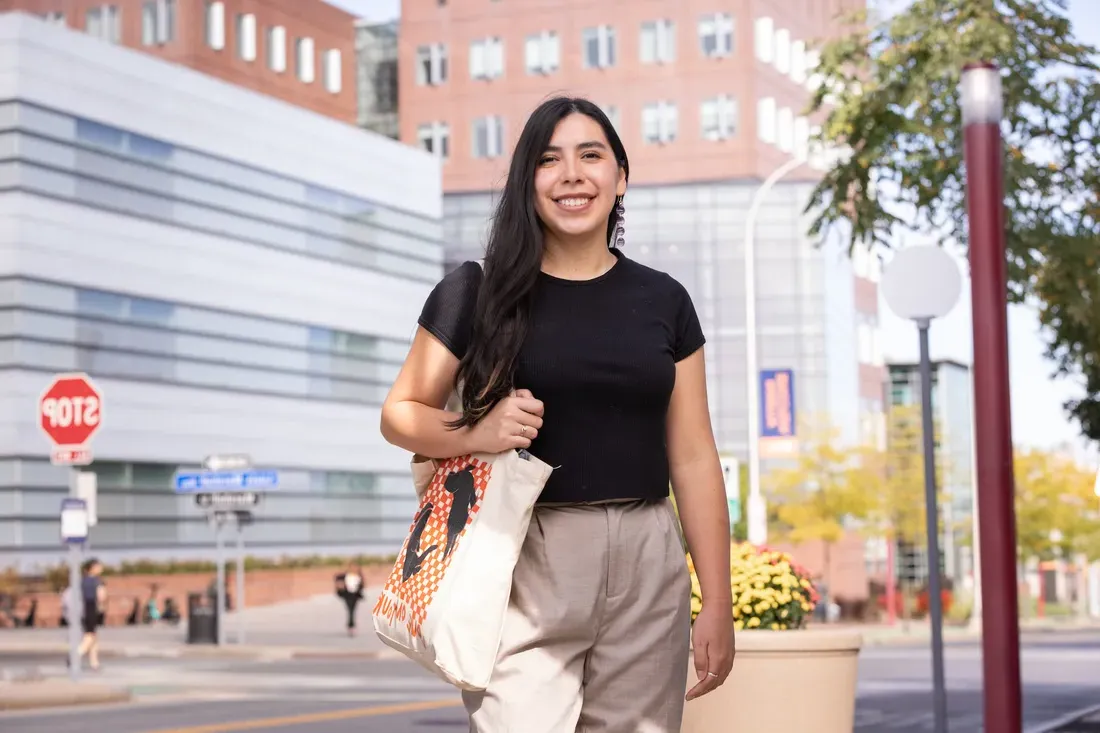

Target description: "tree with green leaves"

left=1014, top=447, right=1100, bottom=562
left=764, top=418, right=873, bottom=592
left=805, top=0, right=1100, bottom=441
left=853, top=405, right=953, bottom=549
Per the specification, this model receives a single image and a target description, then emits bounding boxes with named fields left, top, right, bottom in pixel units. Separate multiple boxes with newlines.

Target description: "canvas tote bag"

left=372, top=447, right=554, bottom=690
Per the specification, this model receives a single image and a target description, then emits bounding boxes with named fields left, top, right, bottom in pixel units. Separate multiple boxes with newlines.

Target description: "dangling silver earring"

left=611, top=196, right=626, bottom=248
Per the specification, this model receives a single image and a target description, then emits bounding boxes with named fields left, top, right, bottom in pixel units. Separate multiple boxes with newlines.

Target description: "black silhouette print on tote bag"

left=443, top=466, right=478, bottom=559
left=401, top=503, right=439, bottom=583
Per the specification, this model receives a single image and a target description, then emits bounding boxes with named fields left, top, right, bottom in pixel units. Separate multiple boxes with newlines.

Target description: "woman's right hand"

left=468, top=388, right=544, bottom=454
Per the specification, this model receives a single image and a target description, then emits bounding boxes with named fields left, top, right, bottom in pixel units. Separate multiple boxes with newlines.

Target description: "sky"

left=333, top=0, right=1100, bottom=459
left=337, top=0, right=398, bottom=22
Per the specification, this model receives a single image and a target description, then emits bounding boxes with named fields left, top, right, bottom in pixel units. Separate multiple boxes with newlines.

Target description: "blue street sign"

left=173, top=470, right=279, bottom=494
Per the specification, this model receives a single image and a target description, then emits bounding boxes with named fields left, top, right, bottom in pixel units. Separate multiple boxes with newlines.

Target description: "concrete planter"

left=681, top=628, right=863, bottom=733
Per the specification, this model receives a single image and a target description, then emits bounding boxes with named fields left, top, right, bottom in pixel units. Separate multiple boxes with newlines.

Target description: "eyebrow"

left=544, top=141, right=609, bottom=153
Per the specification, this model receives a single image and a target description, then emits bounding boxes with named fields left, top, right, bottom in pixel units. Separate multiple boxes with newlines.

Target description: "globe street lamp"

left=882, top=244, right=962, bottom=733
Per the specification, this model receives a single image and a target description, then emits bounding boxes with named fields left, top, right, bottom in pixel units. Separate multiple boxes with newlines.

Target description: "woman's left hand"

left=686, top=604, right=736, bottom=701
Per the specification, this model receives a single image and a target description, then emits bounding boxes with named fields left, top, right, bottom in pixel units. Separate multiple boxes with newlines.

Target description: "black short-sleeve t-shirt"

left=417, top=248, right=706, bottom=504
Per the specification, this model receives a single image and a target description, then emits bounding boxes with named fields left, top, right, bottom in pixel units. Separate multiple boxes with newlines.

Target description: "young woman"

left=380, top=97, right=734, bottom=732
left=77, top=557, right=107, bottom=670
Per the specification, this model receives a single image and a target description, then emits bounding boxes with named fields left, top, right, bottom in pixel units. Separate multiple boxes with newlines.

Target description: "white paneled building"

left=0, top=14, right=441, bottom=570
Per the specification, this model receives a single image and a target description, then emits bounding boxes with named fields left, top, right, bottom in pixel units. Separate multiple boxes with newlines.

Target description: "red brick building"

left=2, top=0, right=357, bottom=123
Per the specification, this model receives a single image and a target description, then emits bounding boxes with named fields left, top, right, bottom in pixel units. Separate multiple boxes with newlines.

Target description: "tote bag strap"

left=411, top=454, right=438, bottom=500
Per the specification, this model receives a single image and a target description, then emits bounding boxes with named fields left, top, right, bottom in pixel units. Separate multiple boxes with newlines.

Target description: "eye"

left=582, top=152, right=601, bottom=160
left=539, top=155, right=557, bottom=165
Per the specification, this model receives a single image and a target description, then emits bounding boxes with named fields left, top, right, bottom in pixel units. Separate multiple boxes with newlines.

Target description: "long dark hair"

left=447, top=96, right=630, bottom=430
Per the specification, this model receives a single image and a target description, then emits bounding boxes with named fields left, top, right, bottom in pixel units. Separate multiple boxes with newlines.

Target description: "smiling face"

left=533, top=112, right=627, bottom=245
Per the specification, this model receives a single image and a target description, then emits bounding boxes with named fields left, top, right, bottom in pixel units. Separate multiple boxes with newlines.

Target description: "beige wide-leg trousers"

left=462, top=498, right=692, bottom=733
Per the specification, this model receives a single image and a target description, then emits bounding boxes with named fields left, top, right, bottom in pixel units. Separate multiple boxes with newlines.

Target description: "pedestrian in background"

left=380, top=96, right=735, bottom=733
left=76, top=557, right=106, bottom=671
left=335, top=563, right=365, bottom=637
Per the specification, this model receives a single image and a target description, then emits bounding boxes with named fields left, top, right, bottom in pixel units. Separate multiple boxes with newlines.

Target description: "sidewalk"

left=837, top=616, right=1100, bottom=647
left=5, top=593, right=1099, bottom=662
left=0, top=590, right=396, bottom=663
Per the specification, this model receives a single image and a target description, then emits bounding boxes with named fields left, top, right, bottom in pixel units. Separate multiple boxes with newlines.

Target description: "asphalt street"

left=1, top=630, right=1098, bottom=732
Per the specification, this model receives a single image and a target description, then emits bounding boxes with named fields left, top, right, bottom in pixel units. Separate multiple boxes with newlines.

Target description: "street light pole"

left=960, top=61, right=1023, bottom=732
left=882, top=245, right=961, bottom=733
left=744, top=155, right=805, bottom=546
left=916, top=317, right=948, bottom=733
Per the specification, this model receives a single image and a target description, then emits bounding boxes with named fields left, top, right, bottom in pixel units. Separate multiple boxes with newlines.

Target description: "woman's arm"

left=666, top=347, right=735, bottom=699
left=380, top=327, right=476, bottom=459
left=667, top=347, right=732, bottom=608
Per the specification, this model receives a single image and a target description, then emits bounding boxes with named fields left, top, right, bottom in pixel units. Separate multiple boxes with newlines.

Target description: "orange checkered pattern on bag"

left=373, top=456, right=491, bottom=639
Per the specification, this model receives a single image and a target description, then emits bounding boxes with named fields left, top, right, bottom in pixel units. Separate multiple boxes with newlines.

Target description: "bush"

left=688, top=542, right=820, bottom=631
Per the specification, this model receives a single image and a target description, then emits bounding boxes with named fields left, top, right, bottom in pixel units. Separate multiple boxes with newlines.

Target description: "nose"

left=560, top=154, right=585, bottom=184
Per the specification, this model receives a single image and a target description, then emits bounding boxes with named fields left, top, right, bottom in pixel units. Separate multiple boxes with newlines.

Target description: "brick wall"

left=12, top=564, right=392, bottom=627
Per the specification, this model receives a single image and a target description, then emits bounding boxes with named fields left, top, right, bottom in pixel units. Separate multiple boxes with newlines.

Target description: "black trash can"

left=186, top=591, right=218, bottom=644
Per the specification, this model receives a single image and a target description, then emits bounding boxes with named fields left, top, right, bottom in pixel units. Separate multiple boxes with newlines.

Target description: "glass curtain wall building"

left=887, top=359, right=975, bottom=585
left=0, top=14, right=441, bottom=571
left=444, top=180, right=862, bottom=463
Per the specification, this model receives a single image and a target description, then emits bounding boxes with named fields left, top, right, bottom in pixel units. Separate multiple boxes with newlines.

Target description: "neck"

left=541, top=231, right=616, bottom=280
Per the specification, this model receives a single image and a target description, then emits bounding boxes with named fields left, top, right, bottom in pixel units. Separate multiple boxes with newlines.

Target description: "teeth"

left=557, top=198, right=591, bottom=208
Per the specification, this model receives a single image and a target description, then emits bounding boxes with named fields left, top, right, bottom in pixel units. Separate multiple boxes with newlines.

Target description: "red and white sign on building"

left=39, top=373, right=104, bottom=466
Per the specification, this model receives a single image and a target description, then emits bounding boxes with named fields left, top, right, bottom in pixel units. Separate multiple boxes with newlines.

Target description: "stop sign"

left=39, top=373, right=103, bottom=448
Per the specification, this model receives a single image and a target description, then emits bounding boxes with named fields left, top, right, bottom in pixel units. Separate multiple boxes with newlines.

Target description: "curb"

left=859, top=632, right=981, bottom=648
left=0, top=681, right=132, bottom=712
left=1025, top=703, right=1100, bottom=733
left=1, top=643, right=408, bottom=663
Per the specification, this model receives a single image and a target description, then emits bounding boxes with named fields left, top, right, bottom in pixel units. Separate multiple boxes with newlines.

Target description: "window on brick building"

left=640, top=20, right=675, bottom=65
left=416, top=44, right=448, bottom=85
left=777, top=106, right=794, bottom=152
left=754, top=16, right=773, bottom=62
left=268, top=26, right=287, bottom=72
left=774, top=28, right=791, bottom=74
left=86, top=5, right=121, bottom=44
left=642, top=102, right=678, bottom=145
left=237, top=13, right=257, bottom=61
left=141, top=0, right=175, bottom=46
left=296, top=37, right=315, bottom=83
left=472, top=116, right=504, bottom=158
left=418, top=122, right=451, bottom=159
left=698, top=13, right=733, bottom=58
left=582, top=25, right=616, bottom=69
left=700, top=95, right=737, bottom=141
left=525, top=31, right=559, bottom=75
left=323, top=49, right=342, bottom=93
left=205, top=2, right=225, bottom=50
left=600, top=104, right=621, bottom=133
left=470, top=38, right=504, bottom=80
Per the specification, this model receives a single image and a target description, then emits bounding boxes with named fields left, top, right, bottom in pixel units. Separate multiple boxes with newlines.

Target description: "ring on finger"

left=519, top=424, right=529, bottom=437
left=706, top=672, right=719, bottom=679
